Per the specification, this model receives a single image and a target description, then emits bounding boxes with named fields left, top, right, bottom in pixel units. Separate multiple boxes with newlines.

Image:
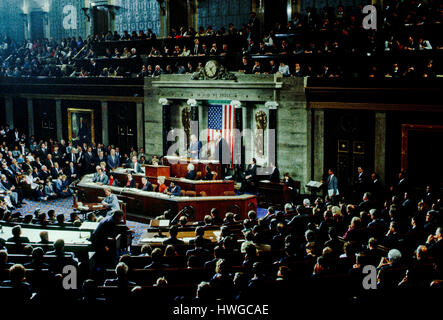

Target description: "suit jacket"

left=215, top=138, right=231, bottom=165
left=107, top=155, right=120, bottom=169
left=269, top=167, right=280, bottom=183
left=101, top=194, right=120, bottom=213
left=54, top=179, right=65, bottom=193
left=65, top=153, right=77, bottom=164
left=125, top=179, right=136, bottom=188
left=167, top=185, right=182, bottom=196
left=84, top=152, right=96, bottom=167
left=327, top=174, right=339, bottom=194
left=128, top=162, right=143, bottom=173
left=185, top=170, right=197, bottom=180
left=51, top=167, right=61, bottom=179
left=9, top=164, right=21, bottom=175
left=39, top=170, right=51, bottom=181
left=44, top=184, right=55, bottom=196
left=66, top=166, right=77, bottom=180
left=246, top=164, right=257, bottom=181
left=21, top=162, right=32, bottom=173
left=45, top=159, right=55, bottom=168
left=203, top=171, right=213, bottom=180
left=94, top=174, right=109, bottom=184
left=189, top=141, right=202, bottom=159
left=1, top=179, right=14, bottom=191
left=141, top=181, right=153, bottom=192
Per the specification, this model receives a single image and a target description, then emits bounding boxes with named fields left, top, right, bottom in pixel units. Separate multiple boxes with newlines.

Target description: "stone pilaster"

left=374, top=112, right=387, bottom=184
left=101, top=101, right=109, bottom=145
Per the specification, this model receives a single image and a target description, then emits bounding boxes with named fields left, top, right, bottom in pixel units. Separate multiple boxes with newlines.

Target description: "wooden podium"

left=144, top=165, right=170, bottom=178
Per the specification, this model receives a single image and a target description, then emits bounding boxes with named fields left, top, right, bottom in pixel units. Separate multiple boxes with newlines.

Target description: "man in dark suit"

left=39, top=143, right=49, bottom=159
left=1, top=162, right=16, bottom=182
left=391, top=171, right=408, bottom=197
left=166, top=181, right=181, bottom=196
left=269, top=162, right=280, bottom=183
left=104, top=262, right=136, bottom=290
left=39, top=165, right=51, bottom=182
left=203, top=166, right=214, bottom=180
left=124, top=173, right=136, bottom=188
left=162, top=226, right=184, bottom=246
left=140, top=177, right=153, bottom=191
left=215, top=132, right=231, bottom=178
left=65, top=149, right=77, bottom=168
left=96, top=150, right=107, bottom=165
left=355, top=166, right=370, bottom=198
left=358, top=192, right=376, bottom=213
left=44, top=154, right=55, bottom=169
left=7, top=225, right=30, bottom=244
left=240, top=158, right=257, bottom=193
left=84, top=147, right=97, bottom=173
left=185, top=164, right=197, bottom=180
left=46, top=239, right=79, bottom=274
left=66, top=162, right=78, bottom=182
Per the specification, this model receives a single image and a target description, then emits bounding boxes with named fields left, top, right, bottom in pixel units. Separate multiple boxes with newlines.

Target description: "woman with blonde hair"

left=157, top=176, right=167, bottom=193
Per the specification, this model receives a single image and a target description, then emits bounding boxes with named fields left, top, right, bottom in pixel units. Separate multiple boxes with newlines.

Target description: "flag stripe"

left=208, top=103, right=235, bottom=166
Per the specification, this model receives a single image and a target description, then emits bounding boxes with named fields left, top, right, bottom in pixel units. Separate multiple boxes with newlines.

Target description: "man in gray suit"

left=93, top=167, right=109, bottom=185
left=101, top=187, right=120, bottom=216
left=326, top=169, right=339, bottom=202
left=44, top=179, right=57, bottom=200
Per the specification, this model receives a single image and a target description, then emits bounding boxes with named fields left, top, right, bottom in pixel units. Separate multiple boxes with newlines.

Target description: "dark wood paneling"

left=108, top=101, right=138, bottom=154
left=33, top=99, right=56, bottom=141
left=12, top=98, right=28, bottom=133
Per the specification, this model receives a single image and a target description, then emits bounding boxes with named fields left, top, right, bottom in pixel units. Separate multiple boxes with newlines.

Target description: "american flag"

left=208, top=103, right=235, bottom=164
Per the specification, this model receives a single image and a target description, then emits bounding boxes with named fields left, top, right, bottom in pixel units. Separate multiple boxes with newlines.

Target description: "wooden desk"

left=78, top=175, right=256, bottom=222
left=112, top=170, right=234, bottom=196
left=144, top=165, right=170, bottom=178
left=73, top=202, right=107, bottom=212
left=163, top=156, right=221, bottom=178
left=257, top=180, right=300, bottom=207
left=139, top=230, right=221, bottom=244
left=0, top=223, right=91, bottom=246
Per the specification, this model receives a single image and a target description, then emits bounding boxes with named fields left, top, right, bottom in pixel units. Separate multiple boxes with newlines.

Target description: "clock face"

left=204, top=60, right=218, bottom=78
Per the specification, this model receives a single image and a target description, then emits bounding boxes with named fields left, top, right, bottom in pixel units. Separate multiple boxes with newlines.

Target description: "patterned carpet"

left=14, top=196, right=268, bottom=244
left=15, top=197, right=148, bottom=243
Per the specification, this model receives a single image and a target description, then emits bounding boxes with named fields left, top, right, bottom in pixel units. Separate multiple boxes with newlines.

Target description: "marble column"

left=313, top=109, right=325, bottom=181
left=159, top=98, right=171, bottom=156
left=136, top=102, right=144, bottom=149
left=374, top=112, right=387, bottom=184
left=231, top=100, right=243, bottom=166
left=27, top=99, right=35, bottom=137
left=187, top=98, right=199, bottom=143
left=55, top=100, right=63, bottom=141
left=265, top=101, right=278, bottom=167
left=5, top=97, right=14, bottom=128
left=101, top=101, right=109, bottom=145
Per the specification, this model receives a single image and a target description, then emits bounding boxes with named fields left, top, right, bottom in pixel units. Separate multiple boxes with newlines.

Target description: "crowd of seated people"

left=0, top=124, right=163, bottom=217
left=0, top=170, right=441, bottom=304
left=1, top=2, right=442, bottom=79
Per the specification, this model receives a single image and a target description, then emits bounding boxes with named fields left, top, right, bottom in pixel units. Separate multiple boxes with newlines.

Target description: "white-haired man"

left=377, top=248, right=404, bottom=289
left=185, top=163, right=196, bottom=180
